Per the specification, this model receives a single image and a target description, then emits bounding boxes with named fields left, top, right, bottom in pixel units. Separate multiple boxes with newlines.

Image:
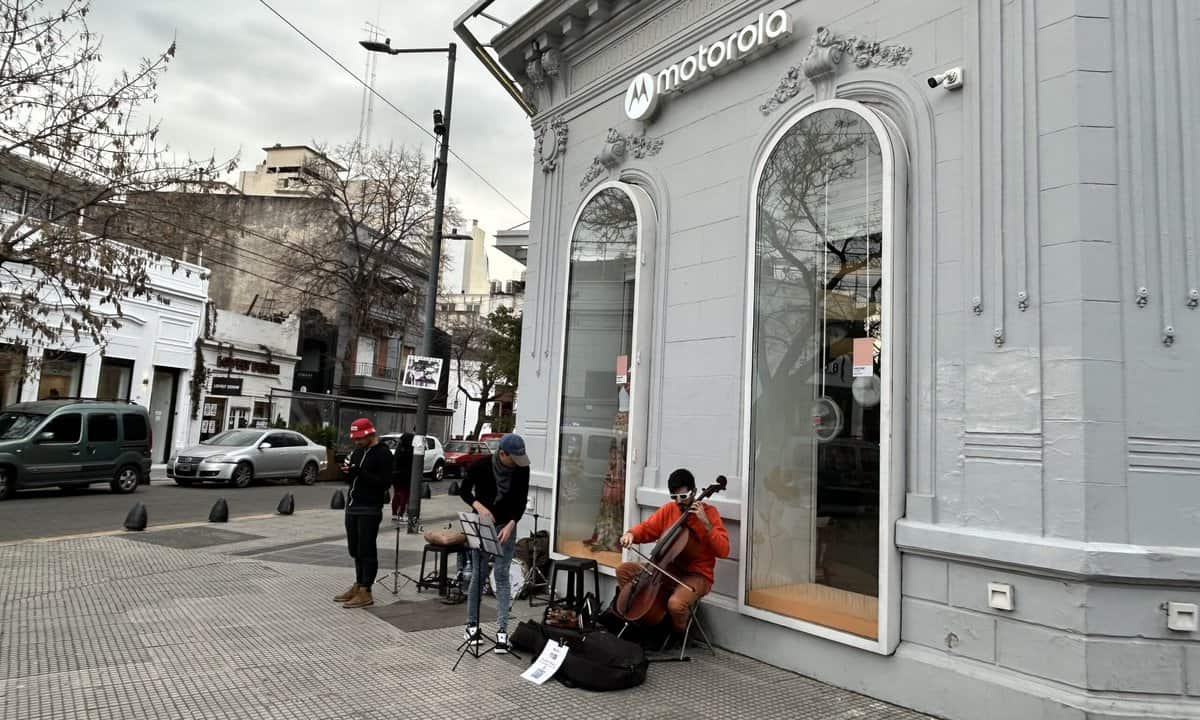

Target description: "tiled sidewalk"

left=0, top=499, right=933, bottom=720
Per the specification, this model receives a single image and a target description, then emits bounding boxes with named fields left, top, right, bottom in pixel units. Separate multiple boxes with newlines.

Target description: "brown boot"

left=342, top=586, right=374, bottom=609
left=333, top=584, right=359, bottom=603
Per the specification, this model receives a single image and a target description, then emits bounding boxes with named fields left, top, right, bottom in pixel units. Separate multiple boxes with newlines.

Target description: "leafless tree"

left=446, top=305, right=521, bottom=439
left=752, top=110, right=881, bottom=456
left=276, top=142, right=460, bottom=389
left=0, top=0, right=230, bottom=351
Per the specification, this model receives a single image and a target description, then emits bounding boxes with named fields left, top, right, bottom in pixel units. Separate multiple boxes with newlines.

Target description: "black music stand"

left=378, top=516, right=420, bottom=596
left=451, top=512, right=521, bottom=670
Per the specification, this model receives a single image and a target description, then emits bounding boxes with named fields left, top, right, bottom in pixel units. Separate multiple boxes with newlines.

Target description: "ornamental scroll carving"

left=521, top=41, right=565, bottom=115
left=760, top=26, right=913, bottom=115
left=534, top=116, right=568, bottom=173
left=579, top=128, right=663, bottom=191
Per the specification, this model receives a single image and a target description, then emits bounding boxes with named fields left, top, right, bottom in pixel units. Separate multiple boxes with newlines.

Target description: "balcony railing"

left=353, top=362, right=397, bottom=380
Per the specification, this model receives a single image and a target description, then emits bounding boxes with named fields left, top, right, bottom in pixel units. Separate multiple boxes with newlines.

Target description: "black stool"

left=549, top=557, right=600, bottom=610
left=419, top=542, right=464, bottom=596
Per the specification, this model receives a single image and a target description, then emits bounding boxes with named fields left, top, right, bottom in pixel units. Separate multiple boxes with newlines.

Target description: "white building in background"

left=438, top=221, right=527, bottom=440
left=191, top=309, right=300, bottom=444
left=440, top=220, right=527, bottom=319
left=0, top=227, right=209, bottom=464
left=447, top=357, right=484, bottom=440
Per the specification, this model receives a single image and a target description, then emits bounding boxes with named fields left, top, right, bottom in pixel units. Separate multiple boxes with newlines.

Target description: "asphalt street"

left=0, top=471, right=453, bottom=544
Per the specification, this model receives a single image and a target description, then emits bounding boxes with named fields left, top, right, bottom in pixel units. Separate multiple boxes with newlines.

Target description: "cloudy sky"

left=85, top=0, right=536, bottom=279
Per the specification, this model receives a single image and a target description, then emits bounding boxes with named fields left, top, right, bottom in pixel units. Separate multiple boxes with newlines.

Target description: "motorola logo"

left=624, top=72, right=658, bottom=121
left=623, top=9, right=792, bottom=123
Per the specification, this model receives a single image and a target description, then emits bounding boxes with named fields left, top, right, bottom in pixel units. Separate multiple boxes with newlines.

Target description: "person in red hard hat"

left=333, top=417, right=393, bottom=609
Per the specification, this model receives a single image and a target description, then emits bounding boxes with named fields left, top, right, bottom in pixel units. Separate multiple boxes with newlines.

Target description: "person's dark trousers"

left=390, top=483, right=410, bottom=517
left=345, top=511, right=383, bottom=586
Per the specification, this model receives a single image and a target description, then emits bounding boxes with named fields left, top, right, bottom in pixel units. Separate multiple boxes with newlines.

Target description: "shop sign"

left=624, top=9, right=793, bottom=122
left=210, top=377, right=243, bottom=396
left=217, top=355, right=280, bottom=375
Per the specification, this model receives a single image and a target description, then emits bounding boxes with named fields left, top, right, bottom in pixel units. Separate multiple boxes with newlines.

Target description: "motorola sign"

left=624, top=72, right=658, bottom=121
left=624, top=9, right=793, bottom=122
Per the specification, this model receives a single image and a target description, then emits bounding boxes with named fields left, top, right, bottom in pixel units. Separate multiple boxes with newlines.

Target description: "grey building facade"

left=473, top=1, right=1200, bottom=717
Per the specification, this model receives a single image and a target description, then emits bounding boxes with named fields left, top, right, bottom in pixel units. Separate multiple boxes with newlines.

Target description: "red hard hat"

left=349, top=418, right=376, bottom=439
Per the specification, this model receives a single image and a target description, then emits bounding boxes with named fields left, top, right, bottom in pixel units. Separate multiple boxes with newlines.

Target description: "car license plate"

left=177, top=464, right=193, bottom=473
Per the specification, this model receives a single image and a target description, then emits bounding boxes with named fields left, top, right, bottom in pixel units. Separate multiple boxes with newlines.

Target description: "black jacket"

left=459, top=456, right=529, bottom=528
left=345, top=443, right=393, bottom=514
left=391, top=433, right=415, bottom=485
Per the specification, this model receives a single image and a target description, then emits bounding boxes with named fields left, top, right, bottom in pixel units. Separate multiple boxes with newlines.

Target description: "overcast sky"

left=85, top=0, right=536, bottom=270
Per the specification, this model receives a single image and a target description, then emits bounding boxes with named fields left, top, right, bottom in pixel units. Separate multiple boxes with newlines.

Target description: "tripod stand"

left=377, top=518, right=420, bottom=596
left=452, top=624, right=497, bottom=670
left=523, top=510, right=552, bottom=607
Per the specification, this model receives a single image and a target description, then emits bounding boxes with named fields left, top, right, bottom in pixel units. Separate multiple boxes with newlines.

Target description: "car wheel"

left=0, top=466, right=14, bottom=501
left=432, top=460, right=445, bottom=482
left=299, top=461, right=319, bottom=486
left=110, top=465, right=141, bottom=494
left=230, top=462, right=253, bottom=489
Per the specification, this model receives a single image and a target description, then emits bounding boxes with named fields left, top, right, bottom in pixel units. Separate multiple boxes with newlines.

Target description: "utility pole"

left=358, top=38, right=460, bottom=533
left=405, top=44, right=456, bottom=533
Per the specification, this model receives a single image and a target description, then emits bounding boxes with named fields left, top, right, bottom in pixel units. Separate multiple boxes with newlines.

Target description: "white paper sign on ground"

left=520, top=642, right=570, bottom=685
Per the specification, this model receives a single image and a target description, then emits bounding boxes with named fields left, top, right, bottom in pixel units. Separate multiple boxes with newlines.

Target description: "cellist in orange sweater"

left=617, top=468, right=730, bottom=632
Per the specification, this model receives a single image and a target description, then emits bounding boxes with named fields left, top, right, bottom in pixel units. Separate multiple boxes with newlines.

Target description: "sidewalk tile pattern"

left=0, top=519, right=933, bottom=720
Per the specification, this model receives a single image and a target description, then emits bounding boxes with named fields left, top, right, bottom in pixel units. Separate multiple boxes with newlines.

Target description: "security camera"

left=927, top=67, right=964, bottom=90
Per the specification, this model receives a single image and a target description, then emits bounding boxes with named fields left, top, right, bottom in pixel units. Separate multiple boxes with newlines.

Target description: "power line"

left=255, top=0, right=530, bottom=220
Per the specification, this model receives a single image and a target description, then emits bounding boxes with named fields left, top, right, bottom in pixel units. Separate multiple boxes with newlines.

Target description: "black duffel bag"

left=509, top=621, right=648, bottom=692
left=558, top=629, right=648, bottom=691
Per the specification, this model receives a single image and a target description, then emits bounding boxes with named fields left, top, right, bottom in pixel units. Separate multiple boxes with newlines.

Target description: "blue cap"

left=498, top=433, right=529, bottom=467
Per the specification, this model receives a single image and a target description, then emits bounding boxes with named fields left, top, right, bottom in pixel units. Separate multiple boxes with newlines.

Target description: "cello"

left=613, top=475, right=728, bottom=626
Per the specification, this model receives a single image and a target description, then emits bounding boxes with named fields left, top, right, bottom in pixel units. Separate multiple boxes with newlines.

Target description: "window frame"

left=86, top=412, right=120, bottom=443
left=549, top=180, right=657, bottom=574
left=40, top=412, right=82, bottom=444
left=738, top=98, right=909, bottom=655
left=122, top=413, right=149, bottom=442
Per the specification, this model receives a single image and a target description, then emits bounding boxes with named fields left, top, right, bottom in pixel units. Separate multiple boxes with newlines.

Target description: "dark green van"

left=0, top=400, right=153, bottom=500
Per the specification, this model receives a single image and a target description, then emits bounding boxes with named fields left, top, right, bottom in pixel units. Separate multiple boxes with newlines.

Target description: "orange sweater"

left=630, top=501, right=730, bottom=584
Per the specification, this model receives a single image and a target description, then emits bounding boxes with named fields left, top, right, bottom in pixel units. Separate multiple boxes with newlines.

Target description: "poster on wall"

left=401, top=355, right=443, bottom=391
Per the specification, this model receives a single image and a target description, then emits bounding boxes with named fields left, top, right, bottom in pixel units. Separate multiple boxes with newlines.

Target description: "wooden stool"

left=419, top=542, right=464, bottom=596
left=549, top=556, right=600, bottom=610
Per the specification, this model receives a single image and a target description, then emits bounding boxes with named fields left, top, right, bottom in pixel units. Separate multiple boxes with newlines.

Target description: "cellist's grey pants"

left=616, top=562, right=712, bottom=631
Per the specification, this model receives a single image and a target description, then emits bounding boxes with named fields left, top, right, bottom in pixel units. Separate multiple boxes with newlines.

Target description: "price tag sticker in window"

left=852, top=338, right=875, bottom=378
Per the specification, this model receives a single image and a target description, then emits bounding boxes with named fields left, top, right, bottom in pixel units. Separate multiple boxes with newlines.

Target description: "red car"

left=442, top=440, right=492, bottom=477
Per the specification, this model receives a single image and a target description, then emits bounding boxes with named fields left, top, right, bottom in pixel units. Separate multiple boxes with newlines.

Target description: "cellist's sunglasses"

left=669, top=492, right=691, bottom=501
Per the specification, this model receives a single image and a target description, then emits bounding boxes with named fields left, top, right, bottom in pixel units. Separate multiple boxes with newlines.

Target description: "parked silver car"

left=379, top=433, right=446, bottom=480
left=168, top=429, right=327, bottom=489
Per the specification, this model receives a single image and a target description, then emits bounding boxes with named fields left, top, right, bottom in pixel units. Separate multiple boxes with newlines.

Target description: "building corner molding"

left=760, top=26, right=914, bottom=115
left=534, top=116, right=568, bottom=173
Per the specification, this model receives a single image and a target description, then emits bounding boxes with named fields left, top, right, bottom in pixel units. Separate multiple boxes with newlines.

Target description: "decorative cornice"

left=534, top=116, right=568, bottom=174
left=579, top=128, right=664, bottom=191
left=760, top=26, right=913, bottom=115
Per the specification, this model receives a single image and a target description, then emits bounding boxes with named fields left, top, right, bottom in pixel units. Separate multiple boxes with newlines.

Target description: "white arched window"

left=552, top=181, right=657, bottom=570
left=741, top=99, right=908, bottom=653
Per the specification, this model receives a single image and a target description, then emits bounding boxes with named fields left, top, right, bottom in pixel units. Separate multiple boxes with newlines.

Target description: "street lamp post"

left=361, top=37, right=457, bottom=533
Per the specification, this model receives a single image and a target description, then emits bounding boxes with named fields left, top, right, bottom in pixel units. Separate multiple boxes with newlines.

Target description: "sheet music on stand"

left=458, top=511, right=501, bottom=556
